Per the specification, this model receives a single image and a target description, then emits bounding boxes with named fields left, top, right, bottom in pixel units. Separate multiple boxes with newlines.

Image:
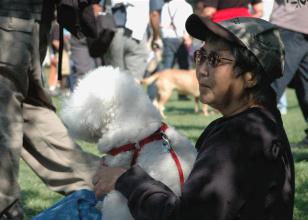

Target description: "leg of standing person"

left=295, top=54, right=308, bottom=122
left=146, top=37, right=176, bottom=101
left=176, top=41, right=190, bottom=70
left=161, top=38, right=178, bottom=69
left=69, top=60, right=78, bottom=90
left=67, top=72, right=75, bottom=93
left=146, top=62, right=162, bottom=101
left=0, top=75, right=24, bottom=219
left=176, top=40, right=191, bottom=101
left=21, top=21, right=100, bottom=193
left=291, top=53, right=308, bottom=147
left=271, top=28, right=308, bottom=147
left=0, top=17, right=100, bottom=219
left=0, top=16, right=34, bottom=219
left=271, top=29, right=306, bottom=98
left=22, top=103, right=100, bottom=193
left=145, top=36, right=163, bottom=101
left=70, top=37, right=97, bottom=89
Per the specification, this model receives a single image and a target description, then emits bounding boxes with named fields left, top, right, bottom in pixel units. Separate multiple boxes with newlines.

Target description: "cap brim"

left=185, top=14, right=240, bottom=44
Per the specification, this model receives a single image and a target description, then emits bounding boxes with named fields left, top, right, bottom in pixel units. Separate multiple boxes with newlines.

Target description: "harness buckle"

left=161, top=133, right=171, bottom=153
left=135, top=142, right=141, bottom=150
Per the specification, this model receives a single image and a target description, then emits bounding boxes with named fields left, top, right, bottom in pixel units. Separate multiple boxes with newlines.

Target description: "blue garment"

left=112, top=4, right=127, bottom=27
left=271, top=28, right=308, bottom=122
left=70, top=36, right=98, bottom=90
left=150, top=0, right=164, bottom=12
left=162, top=38, right=190, bottom=70
left=32, top=189, right=102, bottom=220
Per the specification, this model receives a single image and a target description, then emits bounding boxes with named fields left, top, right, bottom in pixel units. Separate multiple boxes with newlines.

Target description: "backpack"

left=57, top=0, right=98, bottom=39
left=87, top=10, right=117, bottom=58
left=56, top=0, right=98, bottom=80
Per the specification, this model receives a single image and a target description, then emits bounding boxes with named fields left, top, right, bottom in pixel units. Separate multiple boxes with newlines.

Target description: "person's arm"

left=200, top=6, right=217, bottom=18
left=150, top=10, right=163, bottom=49
left=114, top=129, right=250, bottom=220
left=149, top=0, right=164, bottom=50
left=52, top=40, right=60, bottom=51
left=196, top=0, right=218, bottom=19
left=251, top=2, right=263, bottom=18
left=115, top=165, right=180, bottom=219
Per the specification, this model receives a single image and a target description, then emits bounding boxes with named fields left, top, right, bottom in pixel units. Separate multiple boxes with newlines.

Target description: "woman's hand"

left=92, top=160, right=127, bottom=198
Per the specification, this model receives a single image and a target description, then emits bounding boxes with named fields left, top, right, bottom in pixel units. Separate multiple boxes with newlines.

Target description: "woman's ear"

left=243, top=72, right=257, bottom=88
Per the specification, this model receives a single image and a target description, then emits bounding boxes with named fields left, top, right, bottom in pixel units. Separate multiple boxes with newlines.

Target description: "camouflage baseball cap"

left=185, top=14, right=285, bottom=81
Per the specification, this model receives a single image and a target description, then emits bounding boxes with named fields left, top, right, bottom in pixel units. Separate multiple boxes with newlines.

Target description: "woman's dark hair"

left=205, top=33, right=282, bottom=123
left=230, top=44, right=283, bottom=123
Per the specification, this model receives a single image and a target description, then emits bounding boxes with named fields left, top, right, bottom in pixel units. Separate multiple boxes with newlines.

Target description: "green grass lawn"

left=20, top=89, right=308, bottom=219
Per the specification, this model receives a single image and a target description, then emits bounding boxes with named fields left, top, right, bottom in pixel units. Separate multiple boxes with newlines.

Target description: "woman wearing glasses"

left=93, top=14, right=295, bottom=220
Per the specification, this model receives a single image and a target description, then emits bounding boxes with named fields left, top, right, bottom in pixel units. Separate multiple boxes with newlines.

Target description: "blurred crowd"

left=43, top=0, right=307, bottom=144
left=43, top=0, right=276, bottom=101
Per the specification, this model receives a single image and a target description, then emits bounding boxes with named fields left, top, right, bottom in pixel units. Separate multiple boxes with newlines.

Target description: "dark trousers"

left=147, top=37, right=191, bottom=100
left=162, top=37, right=190, bottom=70
left=70, top=37, right=98, bottom=90
left=271, top=28, right=308, bottom=134
left=0, top=16, right=99, bottom=217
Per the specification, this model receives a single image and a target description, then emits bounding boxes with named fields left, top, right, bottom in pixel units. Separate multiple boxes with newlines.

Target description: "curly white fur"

left=61, top=66, right=197, bottom=220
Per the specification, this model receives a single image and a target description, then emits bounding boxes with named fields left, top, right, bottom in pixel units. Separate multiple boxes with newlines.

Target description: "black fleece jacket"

left=115, top=107, right=295, bottom=220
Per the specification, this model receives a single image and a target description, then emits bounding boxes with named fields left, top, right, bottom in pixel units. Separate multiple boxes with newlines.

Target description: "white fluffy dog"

left=61, top=66, right=197, bottom=220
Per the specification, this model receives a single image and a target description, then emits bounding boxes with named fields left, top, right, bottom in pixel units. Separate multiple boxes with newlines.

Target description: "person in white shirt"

left=159, top=0, right=193, bottom=100
left=160, top=0, right=193, bottom=70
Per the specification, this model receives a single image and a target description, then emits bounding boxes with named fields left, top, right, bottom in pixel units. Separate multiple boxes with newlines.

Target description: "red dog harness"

left=107, top=123, right=185, bottom=189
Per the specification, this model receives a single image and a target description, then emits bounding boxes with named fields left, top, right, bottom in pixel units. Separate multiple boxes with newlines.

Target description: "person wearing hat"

left=194, top=0, right=264, bottom=22
left=93, top=14, right=295, bottom=220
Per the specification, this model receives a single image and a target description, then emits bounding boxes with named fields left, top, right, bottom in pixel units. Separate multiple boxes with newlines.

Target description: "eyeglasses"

left=193, top=49, right=234, bottom=67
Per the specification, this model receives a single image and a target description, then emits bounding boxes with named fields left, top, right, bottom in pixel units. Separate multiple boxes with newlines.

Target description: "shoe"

left=291, top=136, right=308, bottom=148
left=0, top=201, right=24, bottom=220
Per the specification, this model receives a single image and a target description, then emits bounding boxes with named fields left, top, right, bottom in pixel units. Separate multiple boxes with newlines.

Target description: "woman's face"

left=195, top=41, right=249, bottom=114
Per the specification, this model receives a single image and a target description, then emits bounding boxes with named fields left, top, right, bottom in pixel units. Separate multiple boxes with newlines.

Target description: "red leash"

left=163, top=137, right=185, bottom=190
left=107, top=123, right=168, bottom=165
left=106, top=123, right=185, bottom=189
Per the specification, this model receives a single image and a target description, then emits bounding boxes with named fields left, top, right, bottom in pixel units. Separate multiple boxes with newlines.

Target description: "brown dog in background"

left=141, top=68, right=210, bottom=118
